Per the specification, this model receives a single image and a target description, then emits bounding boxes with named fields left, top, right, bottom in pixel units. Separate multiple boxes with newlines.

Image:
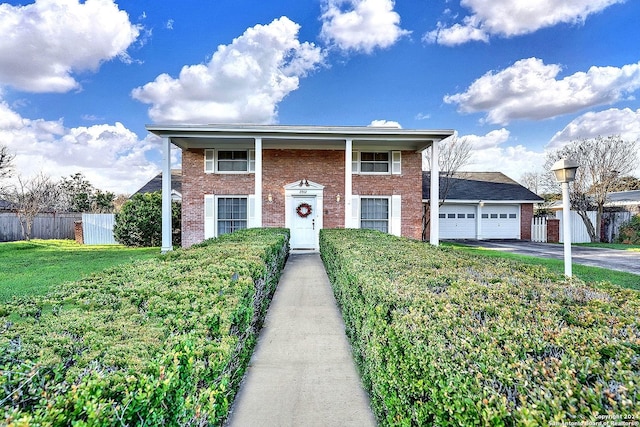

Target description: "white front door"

left=290, top=196, right=317, bottom=249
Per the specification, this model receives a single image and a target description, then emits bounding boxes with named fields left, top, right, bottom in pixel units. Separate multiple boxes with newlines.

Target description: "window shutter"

left=247, top=194, right=256, bottom=228
left=391, top=195, right=401, bottom=236
left=351, top=195, right=360, bottom=228
left=352, top=151, right=359, bottom=174
left=205, top=149, right=215, bottom=173
left=248, top=150, right=255, bottom=172
left=391, top=151, right=401, bottom=175
left=204, top=195, right=215, bottom=238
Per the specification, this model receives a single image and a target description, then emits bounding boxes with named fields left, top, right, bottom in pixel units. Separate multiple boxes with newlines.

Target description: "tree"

left=1, top=173, right=60, bottom=240
left=0, top=144, right=14, bottom=181
left=113, top=192, right=181, bottom=247
left=609, top=176, right=640, bottom=192
left=520, top=171, right=544, bottom=195
left=59, top=172, right=115, bottom=213
left=422, top=135, right=473, bottom=240
left=544, top=135, right=639, bottom=242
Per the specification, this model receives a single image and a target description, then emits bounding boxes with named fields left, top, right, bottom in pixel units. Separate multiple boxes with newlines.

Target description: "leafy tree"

left=114, top=192, right=181, bottom=247
left=544, top=135, right=639, bottom=242
left=59, top=172, right=115, bottom=213
left=617, top=215, right=640, bottom=244
left=1, top=173, right=60, bottom=240
left=609, top=175, right=640, bottom=192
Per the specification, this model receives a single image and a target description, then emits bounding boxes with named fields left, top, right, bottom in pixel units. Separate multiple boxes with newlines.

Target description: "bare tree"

left=0, top=144, right=14, bottom=180
left=544, top=135, right=639, bottom=242
left=1, top=173, right=61, bottom=240
left=519, top=171, right=544, bottom=195
left=422, top=135, right=473, bottom=239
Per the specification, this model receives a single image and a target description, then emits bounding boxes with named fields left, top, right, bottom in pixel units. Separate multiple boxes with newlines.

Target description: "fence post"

left=547, top=218, right=560, bottom=243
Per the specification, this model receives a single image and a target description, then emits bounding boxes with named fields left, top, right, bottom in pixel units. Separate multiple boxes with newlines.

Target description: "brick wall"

left=352, top=151, right=423, bottom=240
left=547, top=218, right=560, bottom=243
left=520, top=203, right=534, bottom=240
left=181, top=148, right=424, bottom=246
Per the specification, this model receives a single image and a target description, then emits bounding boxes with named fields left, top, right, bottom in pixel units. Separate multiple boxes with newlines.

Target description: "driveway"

left=452, top=240, right=640, bottom=277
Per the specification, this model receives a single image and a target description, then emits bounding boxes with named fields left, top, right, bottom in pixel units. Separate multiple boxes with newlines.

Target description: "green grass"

left=0, top=239, right=159, bottom=302
left=575, top=242, right=640, bottom=252
left=444, top=242, right=640, bottom=291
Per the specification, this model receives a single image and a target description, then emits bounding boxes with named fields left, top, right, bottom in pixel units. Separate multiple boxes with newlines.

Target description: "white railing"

left=531, top=216, right=547, bottom=242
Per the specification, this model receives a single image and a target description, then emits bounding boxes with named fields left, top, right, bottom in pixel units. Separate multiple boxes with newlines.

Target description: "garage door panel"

left=481, top=205, right=520, bottom=239
left=439, top=205, right=476, bottom=239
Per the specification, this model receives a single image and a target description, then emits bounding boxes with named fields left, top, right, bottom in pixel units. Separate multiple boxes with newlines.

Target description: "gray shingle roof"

left=133, top=170, right=182, bottom=196
left=606, top=190, right=640, bottom=204
left=423, top=171, right=543, bottom=202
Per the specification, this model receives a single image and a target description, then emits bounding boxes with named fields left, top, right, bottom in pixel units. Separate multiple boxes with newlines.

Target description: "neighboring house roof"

left=606, top=190, right=640, bottom=206
left=133, top=169, right=182, bottom=197
left=422, top=172, right=543, bottom=202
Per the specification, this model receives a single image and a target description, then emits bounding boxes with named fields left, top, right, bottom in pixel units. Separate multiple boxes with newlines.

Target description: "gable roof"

left=133, top=169, right=182, bottom=196
left=606, top=190, right=640, bottom=204
left=423, top=172, right=543, bottom=202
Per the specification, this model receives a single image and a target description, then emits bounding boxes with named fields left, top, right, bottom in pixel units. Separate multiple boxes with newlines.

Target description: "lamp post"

left=551, top=159, right=579, bottom=277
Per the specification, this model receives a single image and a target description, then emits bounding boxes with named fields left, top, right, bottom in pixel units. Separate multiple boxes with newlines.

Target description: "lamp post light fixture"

left=551, top=158, right=579, bottom=277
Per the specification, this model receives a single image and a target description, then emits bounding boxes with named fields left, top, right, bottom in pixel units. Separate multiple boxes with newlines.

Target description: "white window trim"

left=352, top=151, right=401, bottom=175
left=204, top=149, right=255, bottom=174
left=204, top=194, right=254, bottom=239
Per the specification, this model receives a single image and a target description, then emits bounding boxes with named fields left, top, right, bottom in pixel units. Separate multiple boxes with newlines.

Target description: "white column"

left=429, top=140, right=440, bottom=245
left=345, top=139, right=353, bottom=228
left=561, top=182, right=572, bottom=277
left=476, top=202, right=483, bottom=240
left=161, top=137, right=173, bottom=253
left=254, top=137, right=263, bottom=227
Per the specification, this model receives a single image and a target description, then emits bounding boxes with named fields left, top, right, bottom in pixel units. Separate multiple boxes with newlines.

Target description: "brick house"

left=146, top=124, right=454, bottom=251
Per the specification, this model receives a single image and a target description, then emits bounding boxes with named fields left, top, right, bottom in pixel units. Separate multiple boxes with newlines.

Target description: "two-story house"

left=146, top=124, right=454, bottom=252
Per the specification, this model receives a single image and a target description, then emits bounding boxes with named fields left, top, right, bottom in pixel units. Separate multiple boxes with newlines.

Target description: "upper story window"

left=352, top=151, right=401, bottom=175
left=205, top=149, right=255, bottom=173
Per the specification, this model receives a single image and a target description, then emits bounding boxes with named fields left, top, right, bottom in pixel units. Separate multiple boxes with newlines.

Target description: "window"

left=457, top=213, right=466, bottom=218
left=439, top=213, right=446, bottom=219
left=353, top=151, right=401, bottom=174
left=217, top=197, right=247, bottom=235
left=448, top=213, right=455, bottom=218
left=500, top=213, right=508, bottom=219
left=360, top=198, right=389, bottom=233
left=482, top=214, right=489, bottom=219
left=205, top=149, right=255, bottom=173
left=509, top=213, right=517, bottom=219
left=490, top=213, right=498, bottom=219
left=467, top=213, right=475, bottom=219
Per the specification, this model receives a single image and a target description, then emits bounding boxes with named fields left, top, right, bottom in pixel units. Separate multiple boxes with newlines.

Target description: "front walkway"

left=226, top=253, right=376, bottom=427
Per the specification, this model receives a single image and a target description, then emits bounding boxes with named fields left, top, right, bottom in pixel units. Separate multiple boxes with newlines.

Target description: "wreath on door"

left=296, top=202, right=313, bottom=218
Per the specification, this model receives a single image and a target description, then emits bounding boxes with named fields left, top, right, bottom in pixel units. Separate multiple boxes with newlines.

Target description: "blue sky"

left=1, top=0, right=639, bottom=193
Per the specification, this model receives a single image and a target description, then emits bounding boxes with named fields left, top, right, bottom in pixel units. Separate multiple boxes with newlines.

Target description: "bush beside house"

left=0, top=228, right=289, bottom=425
left=113, top=192, right=181, bottom=247
left=617, top=214, right=640, bottom=244
left=320, top=229, right=639, bottom=426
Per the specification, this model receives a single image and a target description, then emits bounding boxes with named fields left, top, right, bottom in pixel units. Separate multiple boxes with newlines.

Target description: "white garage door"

left=481, top=205, right=520, bottom=239
left=439, top=205, right=476, bottom=239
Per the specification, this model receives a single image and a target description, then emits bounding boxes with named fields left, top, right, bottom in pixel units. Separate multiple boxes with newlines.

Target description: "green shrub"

left=1, top=228, right=289, bottom=426
left=617, top=214, right=640, bottom=244
left=113, top=192, right=181, bottom=247
left=320, top=229, right=640, bottom=426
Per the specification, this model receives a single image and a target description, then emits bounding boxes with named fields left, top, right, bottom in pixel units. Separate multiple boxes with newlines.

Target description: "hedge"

left=320, top=229, right=639, bottom=426
left=1, top=228, right=289, bottom=426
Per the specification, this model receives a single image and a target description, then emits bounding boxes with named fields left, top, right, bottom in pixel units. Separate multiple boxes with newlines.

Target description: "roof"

left=423, top=172, right=544, bottom=202
left=146, top=123, right=455, bottom=152
left=606, top=190, right=640, bottom=204
left=133, top=169, right=182, bottom=196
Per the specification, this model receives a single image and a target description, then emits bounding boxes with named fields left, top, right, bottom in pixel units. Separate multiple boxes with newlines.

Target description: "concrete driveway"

left=452, top=240, right=640, bottom=277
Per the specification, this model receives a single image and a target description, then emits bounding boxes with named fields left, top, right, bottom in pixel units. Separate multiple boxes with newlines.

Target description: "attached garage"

left=423, top=172, right=544, bottom=241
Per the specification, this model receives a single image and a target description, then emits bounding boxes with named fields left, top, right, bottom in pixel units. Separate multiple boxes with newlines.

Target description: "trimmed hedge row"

left=320, top=229, right=640, bottom=426
left=1, top=228, right=289, bottom=426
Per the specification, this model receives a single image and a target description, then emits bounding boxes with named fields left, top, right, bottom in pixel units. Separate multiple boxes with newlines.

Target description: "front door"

left=290, top=196, right=317, bottom=249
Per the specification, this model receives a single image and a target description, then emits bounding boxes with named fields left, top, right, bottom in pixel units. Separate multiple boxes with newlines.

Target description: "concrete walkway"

left=226, top=253, right=376, bottom=427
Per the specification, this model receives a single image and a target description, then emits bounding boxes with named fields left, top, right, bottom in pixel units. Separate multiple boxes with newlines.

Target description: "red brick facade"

left=180, top=147, right=424, bottom=247
left=520, top=203, right=534, bottom=240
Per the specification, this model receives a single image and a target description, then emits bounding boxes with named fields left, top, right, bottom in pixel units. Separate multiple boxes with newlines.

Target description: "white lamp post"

left=551, top=159, right=579, bottom=277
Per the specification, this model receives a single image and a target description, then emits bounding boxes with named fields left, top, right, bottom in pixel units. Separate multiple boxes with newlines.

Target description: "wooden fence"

left=82, top=213, right=117, bottom=245
left=531, top=216, right=548, bottom=242
left=0, top=212, right=81, bottom=242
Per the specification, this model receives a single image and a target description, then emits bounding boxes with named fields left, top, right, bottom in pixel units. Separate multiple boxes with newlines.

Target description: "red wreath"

left=296, top=202, right=313, bottom=218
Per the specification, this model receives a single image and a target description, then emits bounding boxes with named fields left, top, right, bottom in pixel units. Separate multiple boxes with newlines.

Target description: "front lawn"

left=0, top=240, right=159, bottom=302
left=321, top=229, right=640, bottom=426
left=444, top=243, right=640, bottom=291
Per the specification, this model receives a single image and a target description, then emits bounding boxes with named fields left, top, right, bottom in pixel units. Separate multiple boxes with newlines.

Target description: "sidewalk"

left=226, top=253, right=376, bottom=427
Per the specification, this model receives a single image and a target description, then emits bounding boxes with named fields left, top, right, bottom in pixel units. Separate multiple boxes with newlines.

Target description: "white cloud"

left=458, top=128, right=546, bottom=180
left=548, top=108, right=640, bottom=148
left=444, top=58, right=640, bottom=125
left=0, top=100, right=158, bottom=193
left=425, top=0, right=624, bottom=46
left=0, top=0, right=141, bottom=93
left=132, top=16, right=324, bottom=124
left=368, top=119, right=402, bottom=128
left=320, top=0, right=410, bottom=53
